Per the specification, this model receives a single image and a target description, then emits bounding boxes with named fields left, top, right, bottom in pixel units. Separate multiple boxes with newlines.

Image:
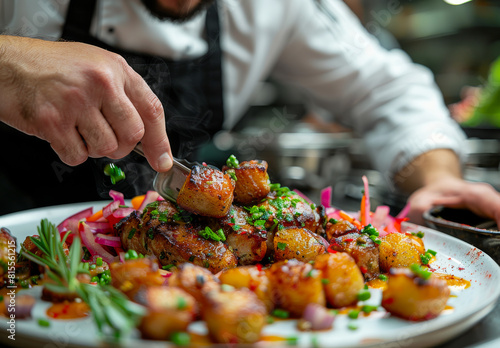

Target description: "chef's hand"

left=395, top=149, right=500, bottom=227
left=0, top=35, right=173, bottom=172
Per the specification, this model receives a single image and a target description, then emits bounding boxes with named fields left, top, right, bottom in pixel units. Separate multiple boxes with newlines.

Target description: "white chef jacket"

left=0, top=0, right=466, bottom=181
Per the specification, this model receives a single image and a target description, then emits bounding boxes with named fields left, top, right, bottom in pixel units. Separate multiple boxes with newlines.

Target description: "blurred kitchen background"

left=196, top=0, right=500, bottom=214
left=1, top=0, right=499, bottom=215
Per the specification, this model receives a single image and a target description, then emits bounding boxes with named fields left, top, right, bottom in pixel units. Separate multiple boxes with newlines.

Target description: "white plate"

left=1, top=203, right=499, bottom=348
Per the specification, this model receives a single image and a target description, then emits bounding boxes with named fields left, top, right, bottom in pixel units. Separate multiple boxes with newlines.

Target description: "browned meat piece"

left=207, top=205, right=267, bottom=265
left=268, top=259, right=325, bottom=317
left=168, top=263, right=221, bottom=303
left=379, top=232, right=424, bottom=272
left=255, top=188, right=324, bottom=235
left=201, top=288, right=267, bottom=344
left=177, top=165, right=235, bottom=218
left=222, top=160, right=271, bottom=205
left=330, top=232, right=380, bottom=280
left=273, top=227, right=327, bottom=263
left=135, top=286, right=197, bottom=340
left=109, top=258, right=165, bottom=299
left=325, top=219, right=358, bottom=241
left=116, top=203, right=238, bottom=274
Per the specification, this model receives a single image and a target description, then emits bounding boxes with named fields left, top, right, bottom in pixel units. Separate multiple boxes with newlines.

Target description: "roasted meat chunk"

left=201, top=288, right=267, bottom=344
left=273, top=227, right=327, bottom=263
left=177, top=165, right=235, bottom=218
left=168, top=263, right=221, bottom=303
left=330, top=232, right=380, bottom=280
left=116, top=203, right=238, bottom=274
left=325, top=219, right=358, bottom=241
left=208, top=205, right=267, bottom=265
left=222, top=160, right=271, bottom=205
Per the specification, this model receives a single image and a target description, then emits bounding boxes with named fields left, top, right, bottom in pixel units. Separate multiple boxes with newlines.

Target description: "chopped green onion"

left=170, top=332, right=190, bottom=346
left=177, top=297, right=187, bottom=310
left=38, top=319, right=51, bottom=327
left=127, top=228, right=136, bottom=239
left=378, top=274, right=388, bottom=281
left=96, top=257, right=103, bottom=267
left=410, top=263, right=432, bottom=280
left=162, top=264, right=175, bottom=271
left=361, top=305, right=378, bottom=314
left=348, top=309, right=360, bottom=319
left=277, top=242, right=287, bottom=251
left=124, top=249, right=139, bottom=260
left=226, top=154, right=239, bottom=168
left=321, top=278, right=330, bottom=284
left=103, top=163, right=126, bottom=184
left=412, top=231, right=425, bottom=238
left=357, top=289, right=371, bottom=301
left=286, top=336, right=298, bottom=346
left=347, top=321, right=358, bottom=330
left=271, top=309, right=289, bottom=319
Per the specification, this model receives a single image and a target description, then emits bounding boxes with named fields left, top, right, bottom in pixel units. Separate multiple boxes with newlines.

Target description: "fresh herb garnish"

left=21, top=219, right=145, bottom=340
left=103, top=163, right=126, bottom=185
left=226, top=154, right=240, bottom=168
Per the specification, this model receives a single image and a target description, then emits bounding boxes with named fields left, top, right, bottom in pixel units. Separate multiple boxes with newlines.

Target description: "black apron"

left=0, top=0, right=225, bottom=214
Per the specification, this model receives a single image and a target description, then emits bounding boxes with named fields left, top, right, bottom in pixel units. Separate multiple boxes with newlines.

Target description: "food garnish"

left=103, top=163, right=126, bottom=185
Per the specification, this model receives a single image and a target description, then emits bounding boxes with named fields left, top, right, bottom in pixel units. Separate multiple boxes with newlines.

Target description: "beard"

left=140, top=0, right=216, bottom=23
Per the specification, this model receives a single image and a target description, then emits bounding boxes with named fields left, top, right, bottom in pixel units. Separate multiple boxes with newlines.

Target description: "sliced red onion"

left=396, top=202, right=411, bottom=220
left=86, top=221, right=113, bottom=234
left=57, top=207, right=93, bottom=233
left=320, top=186, right=332, bottom=208
left=102, top=200, right=120, bottom=219
left=95, top=234, right=122, bottom=248
left=156, top=195, right=165, bottom=201
left=106, top=207, right=136, bottom=226
left=293, top=189, right=314, bottom=204
left=5, top=295, right=35, bottom=319
left=138, top=190, right=160, bottom=211
left=302, top=303, right=335, bottom=331
left=109, top=190, right=125, bottom=205
left=79, top=222, right=118, bottom=264
left=371, top=205, right=390, bottom=230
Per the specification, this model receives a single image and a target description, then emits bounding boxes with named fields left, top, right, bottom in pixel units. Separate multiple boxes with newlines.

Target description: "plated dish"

left=1, top=202, right=499, bottom=348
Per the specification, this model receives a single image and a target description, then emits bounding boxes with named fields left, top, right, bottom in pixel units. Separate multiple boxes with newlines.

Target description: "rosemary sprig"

left=21, top=218, right=146, bottom=340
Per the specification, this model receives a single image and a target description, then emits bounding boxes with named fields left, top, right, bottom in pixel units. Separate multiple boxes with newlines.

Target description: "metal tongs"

left=133, top=144, right=191, bottom=203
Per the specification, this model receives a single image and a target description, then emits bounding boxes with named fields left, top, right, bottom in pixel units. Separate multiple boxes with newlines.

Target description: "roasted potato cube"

left=382, top=268, right=450, bottom=320
left=330, top=232, right=380, bottom=280
left=274, top=227, right=327, bottom=263
left=136, top=286, right=196, bottom=340
left=268, top=259, right=325, bottom=317
left=168, top=263, right=221, bottom=303
left=223, top=160, right=270, bottom=205
left=379, top=233, right=423, bottom=272
left=110, top=258, right=165, bottom=299
left=314, top=253, right=364, bottom=308
left=177, top=165, right=235, bottom=218
left=219, top=265, right=273, bottom=311
left=201, top=288, right=267, bottom=344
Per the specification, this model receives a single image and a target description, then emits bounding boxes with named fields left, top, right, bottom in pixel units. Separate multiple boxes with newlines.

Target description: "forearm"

left=394, top=149, right=463, bottom=194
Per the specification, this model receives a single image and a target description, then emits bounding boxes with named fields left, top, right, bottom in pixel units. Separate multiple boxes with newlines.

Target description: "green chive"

left=271, top=309, right=289, bottom=319
left=277, top=242, right=287, bottom=251
left=38, top=319, right=51, bottom=327
left=357, top=289, right=371, bottom=301
left=170, top=332, right=190, bottom=346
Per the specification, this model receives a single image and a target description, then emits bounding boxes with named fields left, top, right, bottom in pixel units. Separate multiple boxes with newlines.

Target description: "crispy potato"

left=330, top=232, right=380, bottom=280
left=219, top=265, right=273, bottom=311
left=177, top=165, right=235, bottom=218
left=168, top=263, right=221, bottom=303
left=135, top=286, right=197, bottom=340
left=201, top=288, right=267, bottom=344
left=274, top=227, right=327, bottom=263
left=314, top=253, right=364, bottom=308
left=110, top=258, right=165, bottom=299
left=379, top=233, right=423, bottom=272
left=223, top=160, right=271, bottom=205
left=268, top=259, right=325, bottom=317
left=382, top=268, right=450, bottom=320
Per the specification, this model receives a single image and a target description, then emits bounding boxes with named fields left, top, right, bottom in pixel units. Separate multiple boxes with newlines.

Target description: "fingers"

left=48, top=126, right=89, bottom=166
left=123, top=67, right=172, bottom=172
left=77, top=107, right=119, bottom=158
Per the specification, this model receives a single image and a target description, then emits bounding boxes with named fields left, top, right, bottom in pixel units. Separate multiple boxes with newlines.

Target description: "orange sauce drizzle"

left=46, top=301, right=90, bottom=320
left=433, top=273, right=471, bottom=290
left=366, top=278, right=388, bottom=290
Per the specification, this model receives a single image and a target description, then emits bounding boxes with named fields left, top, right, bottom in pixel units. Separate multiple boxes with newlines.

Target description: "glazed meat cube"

left=222, top=160, right=271, bottom=205
left=268, top=259, right=325, bottom=317
left=177, top=165, right=235, bottom=218
left=201, top=288, right=267, bottom=344
left=379, top=232, right=424, bottom=272
left=330, top=232, right=380, bottom=280
left=273, top=227, right=327, bottom=263
left=325, top=219, right=358, bottom=241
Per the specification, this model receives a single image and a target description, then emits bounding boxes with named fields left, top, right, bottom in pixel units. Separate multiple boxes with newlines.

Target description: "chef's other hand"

left=0, top=35, right=173, bottom=172
left=406, top=176, right=500, bottom=228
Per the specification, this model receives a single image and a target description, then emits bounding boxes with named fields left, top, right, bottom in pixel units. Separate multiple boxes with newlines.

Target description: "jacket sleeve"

left=270, top=0, right=466, bottom=182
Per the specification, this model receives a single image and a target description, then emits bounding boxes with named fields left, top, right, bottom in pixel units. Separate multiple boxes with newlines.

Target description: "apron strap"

left=62, top=0, right=98, bottom=38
